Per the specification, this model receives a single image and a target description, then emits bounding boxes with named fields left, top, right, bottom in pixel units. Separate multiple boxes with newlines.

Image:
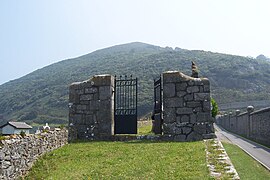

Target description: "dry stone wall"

left=162, top=71, right=215, bottom=141
left=0, top=129, right=68, bottom=179
left=68, top=74, right=114, bottom=141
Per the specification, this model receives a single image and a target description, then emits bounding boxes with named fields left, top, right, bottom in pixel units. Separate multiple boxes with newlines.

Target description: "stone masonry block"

left=175, top=127, right=183, bottom=134
left=164, top=97, right=183, bottom=108
left=70, top=114, right=82, bottom=124
left=176, top=116, right=181, bottom=124
left=85, top=115, right=95, bottom=125
left=99, top=100, right=112, bottom=109
left=201, top=78, right=210, bottom=85
left=196, top=112, right=211, bottom=122
left=188, top=80, right=194, bottom=86
left=85, top=87, right=98, bottom=94
left=187, top=86, right=200, bottom=93
left=180, top=115, right=190, bottom=123
left=99, top=86, right=112, bottom=100
left=206, top=124, right=214, bottom=133
left=186, top=102, right=201, bottom=108
left=76, top=105, right=87, bottom=110
left=184, top=94, right=194, bottom=101
left=75, top=89, right=84, bottom=95
left=176, top=82, right=187, bottom=91
left=190, top=114, right=197, bottom=123
left=80, top=94, right=93, bottom=101
left=174, top=134, right=186, bottom=141
left=186, top=131, right=203, bottom=141
left=199, top=86, right=204, bottom=92
left=203, top=101, right=211, bottom=111
left=89, top=100, right=99, bottom=111
left=177, top=91, right=187, bottom=97
left=193, top=79, right=204, bottom=86
left=69, top=93, right=80, bottom=104
left=163, top=83, right=175, bottom=98
left=163, top=108, right=176, bottom=123
left=70, top=82, right=80, bottom=91
left=91, top=74, right=114, bottom=86
left=99, top=124, right=112, bottom=134
left=194, top=107, right=203, bottom=112
left=97, top=111, right=112, bottom=123
left=163, top=123, right=176, bottom=134
left=176, top=108, right=193, bottom=115
left=204, top=85, right=210, bottom=92
left=193, top=124, right=207, bottom=135
left=182, top=126, right=192, bottom=135
left=194, top=93, right=210, bottom=101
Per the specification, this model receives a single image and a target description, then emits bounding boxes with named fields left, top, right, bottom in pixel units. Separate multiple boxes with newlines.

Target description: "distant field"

left=25, top=140, right=211, bottom=179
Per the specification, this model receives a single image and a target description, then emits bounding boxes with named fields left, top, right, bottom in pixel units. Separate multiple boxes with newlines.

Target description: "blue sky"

left=0, top=0, right=269, bottom=85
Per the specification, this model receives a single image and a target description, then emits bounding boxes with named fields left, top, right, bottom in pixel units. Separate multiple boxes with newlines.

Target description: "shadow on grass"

left=69, top=139, right=203, bottom=144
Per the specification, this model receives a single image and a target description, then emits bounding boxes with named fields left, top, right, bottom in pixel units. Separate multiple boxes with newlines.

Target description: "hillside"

left=1, top=42, right=270, bottom=125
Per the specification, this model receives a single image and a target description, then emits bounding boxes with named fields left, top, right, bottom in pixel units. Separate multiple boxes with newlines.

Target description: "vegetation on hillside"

left=1, top=42, right=270, bottom=125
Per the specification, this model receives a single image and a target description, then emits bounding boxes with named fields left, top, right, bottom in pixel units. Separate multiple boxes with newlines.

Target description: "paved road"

left=215, top=124, right=270, bottom=170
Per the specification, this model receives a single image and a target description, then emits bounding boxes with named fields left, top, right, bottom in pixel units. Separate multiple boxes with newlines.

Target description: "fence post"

left=228, top=112, right=232, bottom=130
left=235, top=109, right=240, bottom=133
left=247, top=106, right=254, bottom=138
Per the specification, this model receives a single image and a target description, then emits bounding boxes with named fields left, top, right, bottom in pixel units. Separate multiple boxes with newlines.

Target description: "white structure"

left=42, top=123, right=50, bottom=131
left=0, top=121, right=32, bottom=135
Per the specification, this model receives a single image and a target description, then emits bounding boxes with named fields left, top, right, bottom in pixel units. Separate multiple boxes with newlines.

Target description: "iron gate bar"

left=154, top=75, right=162, bottom=114
left=114, top=75, right=138, bottom=134
left=153, top=75, right=163, bottom=134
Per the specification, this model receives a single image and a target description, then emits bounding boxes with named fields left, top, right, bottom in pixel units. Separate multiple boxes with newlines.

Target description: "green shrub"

left=211, top=98, right=219, bottom=118
left=20, top=131, right=26, bottom=138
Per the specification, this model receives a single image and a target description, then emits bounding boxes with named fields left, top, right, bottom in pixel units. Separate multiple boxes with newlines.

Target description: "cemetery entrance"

left=114, top=75, right=138, bottom=134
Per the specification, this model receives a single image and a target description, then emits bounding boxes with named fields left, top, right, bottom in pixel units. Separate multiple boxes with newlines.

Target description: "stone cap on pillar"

left=247, top=106, right=254, bottom=113
left=163, top=71, right=209, bottom=84
left=235, top=110, right=241, bottom=116
left=70, top=74, right=114, bottom=88
left=90, top=74, right=114, bottom=86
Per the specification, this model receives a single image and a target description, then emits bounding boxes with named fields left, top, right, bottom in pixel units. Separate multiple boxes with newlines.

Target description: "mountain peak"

left=1, top=42, right=270, bottom=126
left=256, top=54, right=270, bottom=61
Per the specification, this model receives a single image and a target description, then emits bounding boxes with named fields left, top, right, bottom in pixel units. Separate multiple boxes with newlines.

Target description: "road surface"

left=215, top=124, right=270, bottom=171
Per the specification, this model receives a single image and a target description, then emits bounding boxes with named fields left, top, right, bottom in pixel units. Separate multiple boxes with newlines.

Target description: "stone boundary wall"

left=0, top=129, right=68, bottom=179
left=217, top=107, right=270, bottom=146
left=68, top=74, right=114, bottom=141
left=162, top=71, right=215, bottom=141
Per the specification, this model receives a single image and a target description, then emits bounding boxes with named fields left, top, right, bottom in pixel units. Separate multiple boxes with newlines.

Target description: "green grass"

left=25, top=141, right=212, bottom=179
left=223, top=143, right=270, bottom=180
left=205, top=140, right=235, bottom=179
left=138, top=123, right=153, bottom=135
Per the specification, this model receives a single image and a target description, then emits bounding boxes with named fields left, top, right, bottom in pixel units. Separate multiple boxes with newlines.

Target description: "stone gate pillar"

left=68, top=74, right=114, bottom=141
left=162, top=71, right=215, bottom=141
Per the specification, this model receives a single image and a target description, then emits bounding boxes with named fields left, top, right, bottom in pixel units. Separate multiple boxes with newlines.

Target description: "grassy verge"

left=25, top=141, right=211, bottom=179
left=205, top=139, right=236, bottom=179
left=223, top=143, right=270, bottom=179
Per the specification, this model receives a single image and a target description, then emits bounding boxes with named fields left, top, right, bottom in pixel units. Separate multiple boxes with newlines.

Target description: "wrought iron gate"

left=153, top=75, right=163, bottom=134
left=114, top=75, right=137, bottom=134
